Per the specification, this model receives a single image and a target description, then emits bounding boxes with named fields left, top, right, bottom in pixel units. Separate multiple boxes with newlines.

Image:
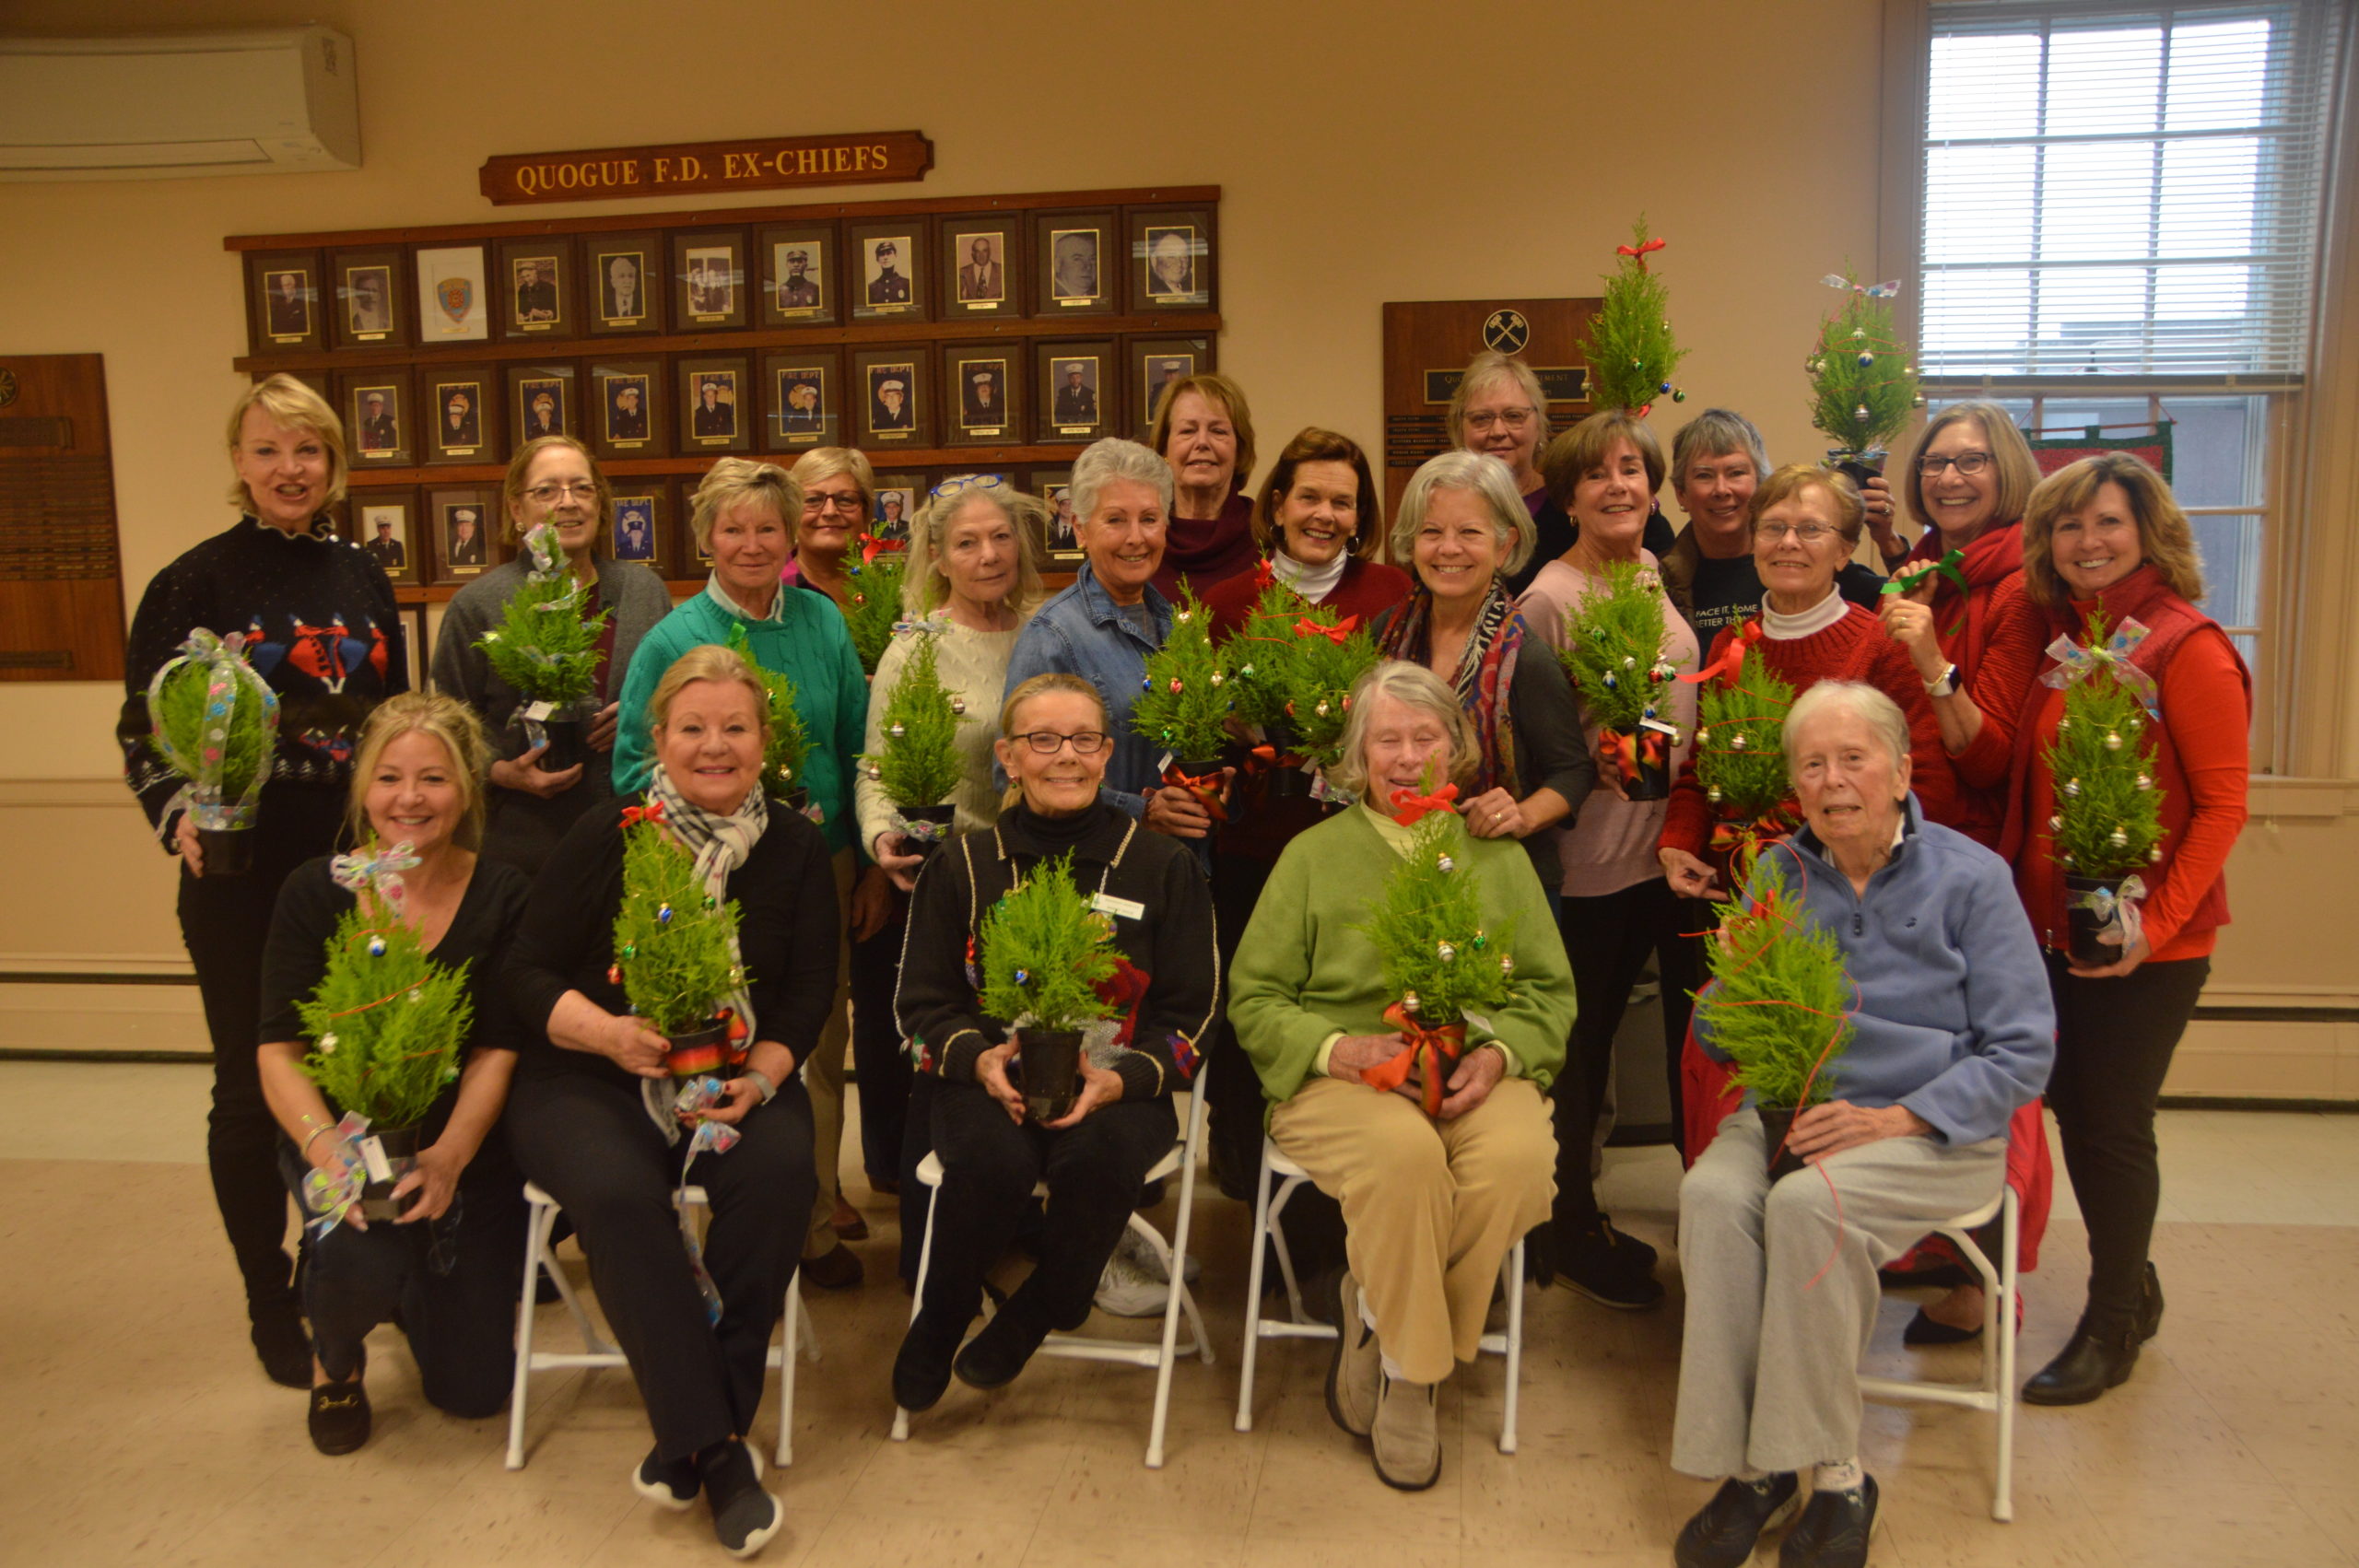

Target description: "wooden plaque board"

left=0, top=355, right=125, bottom=681
left=1379, top=298, right=1601, bottom=518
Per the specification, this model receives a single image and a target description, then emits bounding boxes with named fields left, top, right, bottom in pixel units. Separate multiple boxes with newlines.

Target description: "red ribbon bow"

left=1161, top=762, right=1230, bottom=824
left=1251, top=555, right=1276, bottom=592
left=1364, top=1001, right=1468, bottom=1117
left=1616, top=236, right=1668, bottom=267
left=1293, top=614, right=1358, bottom=644
left=620, top=801, right=667, bottom=827
left=1249, top=743, right=1303, bottom=770
left=1601, top=724, right=1671, bottom=784
left=1680, top=619, right=1764, bottom=686
left=1388, top=782, right=1459, bottom=825
left=858, top=532, right=907, bottom=565
left=1708, top=810, right=1794, bottom=858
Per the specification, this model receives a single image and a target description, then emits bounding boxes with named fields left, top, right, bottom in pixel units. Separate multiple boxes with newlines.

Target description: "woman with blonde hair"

left=254, top=693, right=532, bottom=1453
left=117, top=372, right=406, bottom=1387
left=430, top=435, right=672, bottom=874
left=784, top=446, right=876, bottom=610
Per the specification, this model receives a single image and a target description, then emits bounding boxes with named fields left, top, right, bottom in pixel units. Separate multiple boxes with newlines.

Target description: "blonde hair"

left=2020, top=451, right=2207, bottom=609
left=1446, top=352, right=1552, bottom=455
left=1390, top=451, right=1535, bottom=577
left=689, top=458, right=803, bottom=556
left=1540, top=411, right=1667, bottom=510
left=499, top=435, right=612, bottom=549
left=1146, top=371, right=1257, bottom=496
left=1324, top=661, right=1479, bottom=805
left=902, top=476, right=1047, bottom=618
left=1750, top=462, right=1865, bottom=544
left=1901, top=400, right=2040, bottom=537
left=646, top=644, right=772, bottom=746
left=226, top=373, right=347, bottom=514
left=995, top=673, right=1110, bottom=810
left=789, top=446, right=877, bottom=532
left=345, top=692, right=490, bottom=853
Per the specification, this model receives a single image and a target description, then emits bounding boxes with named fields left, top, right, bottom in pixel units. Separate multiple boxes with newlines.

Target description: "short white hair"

left=1390, top=450, right=1534, bottom=576
left=1070, top=437, right=1173, bottom=521
left=1783, top=680, right=1910, bottom=772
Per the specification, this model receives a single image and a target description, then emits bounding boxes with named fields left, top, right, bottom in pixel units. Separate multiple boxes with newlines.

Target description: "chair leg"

left=1499, top=1238, right=1524, bottom=1456
left=1994, top=1188, right=2019, bottom=1523
left=1235, top=1144, right=1277, bottom=1433
left=776, top=1281, right=800, bottom=1469
left=506, top=1197, right=556, bottom=1470
left=1269, top=1176, right=1309, bottom=1325
left=890, top=1180, right=944, bottom=1444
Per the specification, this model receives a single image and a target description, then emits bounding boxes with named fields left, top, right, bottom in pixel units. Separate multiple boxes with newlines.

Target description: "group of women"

left=118, top=360, right=2248, bottom=1563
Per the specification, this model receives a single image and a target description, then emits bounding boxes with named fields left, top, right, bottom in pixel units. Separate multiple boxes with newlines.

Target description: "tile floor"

left=0, top=1063, right=2353, bottom=1566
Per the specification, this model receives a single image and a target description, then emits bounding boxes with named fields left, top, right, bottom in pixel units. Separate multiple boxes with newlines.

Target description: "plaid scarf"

left=1373, top=582, right=1524, bottom=796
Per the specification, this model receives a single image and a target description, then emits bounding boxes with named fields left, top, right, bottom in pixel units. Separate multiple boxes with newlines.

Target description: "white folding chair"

left=1859, top=1183, right=2020, bottom=1521
left=506, top=1180, right=818, bottom=1471
left=1234, top=1136, right=1527, bottom=1454
left=891, top=1070, right=1214, bottom=1468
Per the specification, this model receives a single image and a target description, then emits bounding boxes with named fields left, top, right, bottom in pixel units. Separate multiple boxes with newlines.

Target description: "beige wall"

left=2, top=0, right=2353, bottom=1090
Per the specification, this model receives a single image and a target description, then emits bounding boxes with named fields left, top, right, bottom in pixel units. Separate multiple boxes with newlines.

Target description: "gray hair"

left=690, top=458, right=804, bottom=556
left=1390, top=451, right=1535, bottom=578
left=1446, top=351, right=1552, bottom=452
left=1324, top=660, right=1479, bottom=805
left=1671, top=407, right=1771, bottom=490
left=901, top=475, right=1048, bottom=618
left=1783, top=680, right=1910, bottom=773
left=1069, top=437, right=1173, bottom=521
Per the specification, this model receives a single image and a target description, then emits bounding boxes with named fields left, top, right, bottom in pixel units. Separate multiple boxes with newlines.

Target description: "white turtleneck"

left=1272, top=547, right=1347, bottom=603
left=1761, top=585, right=1849, bottom=640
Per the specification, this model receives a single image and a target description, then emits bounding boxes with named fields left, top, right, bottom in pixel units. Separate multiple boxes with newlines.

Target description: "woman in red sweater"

left=2005, top=453, right=2249, bottom=1406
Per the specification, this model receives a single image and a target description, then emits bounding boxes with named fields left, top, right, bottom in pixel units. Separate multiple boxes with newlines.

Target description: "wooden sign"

left=0, top=354, right=125, bottom=682
left=1380, top=297, right=1601, bottom=516
left=479, top=131, right=933, bottom=206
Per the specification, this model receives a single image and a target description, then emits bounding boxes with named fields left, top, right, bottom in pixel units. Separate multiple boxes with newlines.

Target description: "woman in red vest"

left=2004, top=452, right=2250, bottom=1405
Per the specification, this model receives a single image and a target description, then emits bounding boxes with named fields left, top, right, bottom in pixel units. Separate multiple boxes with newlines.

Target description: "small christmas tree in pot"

left=863, top=631, right=964, bottom=860
left=978, top=852, right=1121, bottom=1120
left=1130, top=591, right=1234, bottom=830
left=1555, top=562, right=1682, bottom=798
left=475, top=523, right=613, bottom=772
left=612, top=803, right=751, bottom=1077
left=148, top=628, right=280, bottom=877
left=1692, top=638, right=1801, bottom=882
left=843, top=533, right=909, bottom=676
left=1697, top=848, right=1856, bottom=1180
left=1579, top=217, right=1688, bottom=415
left=1355, top=799, right=1520, bottom=1117
left=296, top=848, right=472, bottom=1219
left=1807, top=270, right=1920, bottom=495
left=1227, top=572, right=1313, bottom=798
left=725, top=624, right=814, bottom=813
left=2042, top=611, right=2167, bottom=967
left=1272, top=603, right=1379, bottom=802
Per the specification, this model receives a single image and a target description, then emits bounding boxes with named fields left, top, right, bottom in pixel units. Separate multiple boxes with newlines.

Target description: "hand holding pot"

left=1326, top=1032, right=1406, bottom=1089
left=1436, top=1042, right=1506, bottom=1120
left=604, top=1014, right=670, bottom=1078
left=174, top=812, right=205, bottom=875
left=586, top=701, right=620, bottom=753
left=2067, top=933, right=2151, bottom=980
left=1145, top=769, right=1232, bottom=839
left=1659, top=846, right=1720, bottom=899
left=492, top=746, right=583, bottom=798
left=1041, top=1054, right=1123, bottom=1129
left=390, top=1137, right=466, bottom=1223
left=1785, top=1099, right=1929, bottom=1159
left=975, top=1040, right=1025, bottom=1123
left=873, top=832, right=928, bottom=893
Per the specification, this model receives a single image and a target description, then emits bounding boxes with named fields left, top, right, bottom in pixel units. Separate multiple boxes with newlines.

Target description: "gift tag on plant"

left=358, top=1134, right=394, bottom=1184
left=1461, top=1011, right=1493, bottom=1036
left=1640, top=716, right=1679, bottom=741
left=521, top=699, right=555, bottom=724
left=1156, top=750, right=1173, bottom=774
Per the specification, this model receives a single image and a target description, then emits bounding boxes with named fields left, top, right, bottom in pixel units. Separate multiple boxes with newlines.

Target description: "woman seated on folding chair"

left=505, top=644, right=839, bottom=1561
left=1227, top=660, right=1573, bottom=1492
left=1670, top=680, right=2052, bottom=1568
left=890, top=672, right=1217, bottom=1413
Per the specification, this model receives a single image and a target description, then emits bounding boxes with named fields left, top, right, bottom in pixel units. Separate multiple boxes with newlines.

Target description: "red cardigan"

left=1660, top=603, right=1961, bottom=859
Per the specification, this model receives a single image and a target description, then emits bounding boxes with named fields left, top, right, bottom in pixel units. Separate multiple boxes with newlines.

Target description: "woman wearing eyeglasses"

left=781, top=447, right=876, bottom=611
left=431, top=436, right=673, bottom=876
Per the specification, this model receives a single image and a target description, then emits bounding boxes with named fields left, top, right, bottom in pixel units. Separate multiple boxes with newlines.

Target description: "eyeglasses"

left=1010, top=730, right=1109, bottom=755
left=524, top=481, right=599, bottom=504
left=808, top=493, right=865, bottom=513
left=1463, top=408, right=1536, bottom=433
left=1916, top=451, right=1992, bottom=477
left=1753, top=521, right=1841, bottom=544
left=931, top=474, right=1009, bottom=501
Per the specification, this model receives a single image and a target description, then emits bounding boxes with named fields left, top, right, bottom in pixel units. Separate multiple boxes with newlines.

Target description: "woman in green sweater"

left=1229, top=659, right=1573, bottom=1493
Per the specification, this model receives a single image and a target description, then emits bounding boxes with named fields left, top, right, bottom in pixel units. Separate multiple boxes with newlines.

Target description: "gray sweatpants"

left=1671, top=1108, right=2005, bottom=1480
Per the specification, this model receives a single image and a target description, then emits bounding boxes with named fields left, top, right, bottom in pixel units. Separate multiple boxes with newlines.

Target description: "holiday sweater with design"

left=119, top=516, right=405, bottom=842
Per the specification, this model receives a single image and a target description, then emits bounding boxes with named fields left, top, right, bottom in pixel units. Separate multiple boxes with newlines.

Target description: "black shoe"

left=698, top=1438, right=781, bottom=1559
left=1557, top=1215, right=1663, bottom=1310
left=1779, top=1475, right=1877, bottom=1568
left=2136, top=1262, right=2164, bottom=1342
left=631, top=1445, right=700, bottom=1512
left=1903, top=1306, right=1980, bottom=1346
left=307, top=1375, right=371, bottom=1455
left=1674, top=1472, right=1801, bottom=1568
left=250, top=1293, right=311, bottom=1388
left=892, top=1307, right=967, bottom=1412
left=799, top=1243, right=863, bottom=1292
left=1596, top=1212, right=1658, bottom=1271
left=2022, top=1310, right=2141, bottom=1405
left=952, top=1295, right=1051, bottom=1391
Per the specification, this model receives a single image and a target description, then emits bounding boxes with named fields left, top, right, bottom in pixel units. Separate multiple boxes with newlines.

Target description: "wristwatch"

left=1924, top=663, right=1961, bottom=698
left=742, top=1069, right=778, bottom=1105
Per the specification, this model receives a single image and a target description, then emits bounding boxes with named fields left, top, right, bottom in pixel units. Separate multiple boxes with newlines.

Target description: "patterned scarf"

left=1374, top=582, right=1524, bottom=795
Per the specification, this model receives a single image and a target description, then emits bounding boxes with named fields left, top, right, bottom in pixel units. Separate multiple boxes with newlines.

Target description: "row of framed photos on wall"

left=343, top=463, right=1097, bottom=590
left=326, top=334, right=1213, bottom=468
left=245, top=205, right=1216, bottom=355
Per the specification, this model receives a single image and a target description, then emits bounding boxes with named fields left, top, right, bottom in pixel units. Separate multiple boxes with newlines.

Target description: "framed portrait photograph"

left=1030, top=466, right=1083, bottom=565
left=1036, top=341, right=1113, bottom=442
left=761, top=349, right=839, bottom=453
left=338, top=371, right=414, bottom=467
left=942, top=345, right=1023, bottom=448
left=586, top=232, right=664, bottom=336
left=1128, top=335, right=1212, bottom=438
left=677, top=356, right=752, bottom=454
left=608, top=483, right=672, bottom=579
left=851, top=347, right=931, bottom=448
left=247, top=251, right=323, bottom=352
left=423, top=369, right=501, bottom=465
left=1129, top=209, right=1215, bottom=311
left=330, top=247, right=411, bottom=349
left=939, top=219, right=1020, bottom=319
left=757, top=222, right=836, bottom=326
left=428, top=486, right=500, bottom=585
left=400, top=604, right=430, bottom=694
left=341, top=486, right=420, bottom=588
left=416, top=244, right=490, bottom=344
left=589, top=358, right=665, bottom=460
left=506, top=363, right=578, bottom=449
left=1033, top=211, right=1115, bottom=316
left=869, top=474, right=923, bottom=547
left=671, top=228, right=748, bottom=330
left=497, top=237, right=573, bottom=340
left=849, top=219, right=928, bottom=322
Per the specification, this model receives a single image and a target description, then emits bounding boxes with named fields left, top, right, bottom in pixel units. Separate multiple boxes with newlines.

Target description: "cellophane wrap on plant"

left=147, top=627, right=280, bottom=833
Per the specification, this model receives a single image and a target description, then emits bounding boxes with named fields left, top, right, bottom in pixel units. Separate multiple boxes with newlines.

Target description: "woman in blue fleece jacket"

left=1666, top=680, right=2053, bottom=1568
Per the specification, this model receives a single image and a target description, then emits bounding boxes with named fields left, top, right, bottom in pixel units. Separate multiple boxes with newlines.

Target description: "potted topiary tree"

left=725, top=624, right=815, bottom=815
left=147, top=627, right=280, bottom=877
left=475, top=523, right=613, bottom=772
left=977, top=852, right=1121, bottom=1121
left=2043, top=612, right=2168, bottom=967
left=1226, top=572, right=1313, bottom=798
left=1806, top=270, right=1920, bottom=497
left=843, top=534, right=909, bottom=677
left=1554, top=561, right=1683, bottom=799
left=863, top=631, right=964, bottom=860
left=1692, top=639, right=1801, bottom=881
left=612, top=803, right=751, bottom=1079
left=1579, top=217, right=1688, bottom=415
left=1130, top=591, right=1234, bottom=830
left=1270, top=602, right=1379, bottom=802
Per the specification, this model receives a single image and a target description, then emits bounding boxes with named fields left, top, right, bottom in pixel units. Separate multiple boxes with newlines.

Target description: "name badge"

left=1092, top=893, right=1144, bottom=922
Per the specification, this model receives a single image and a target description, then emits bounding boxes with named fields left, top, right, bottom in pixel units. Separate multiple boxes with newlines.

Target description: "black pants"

left=922, top=1078, right=1175, bottom=1332
left=1551, top=876, right=1691, bottom=1227
left=898, top=1070, right=936, bottom=1285
left=2044, top=951, right=2209, bottom=1318
left=509, top=1070, right=816, bottom=1460
left=850, top=894, right=911, bottom=1188
left=276, top=1140, right=528, bottom=1414
left=176, top=788, right=346, bottom=1315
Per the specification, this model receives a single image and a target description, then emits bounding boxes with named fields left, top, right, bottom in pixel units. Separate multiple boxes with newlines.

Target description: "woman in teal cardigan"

left=1229, top=658, right=1572, bottom=1493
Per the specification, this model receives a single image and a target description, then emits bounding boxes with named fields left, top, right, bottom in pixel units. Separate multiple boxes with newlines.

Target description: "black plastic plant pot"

left=535, top=715, right=586, bottom=773
left=1016, top=1026, right=1083, bottom=1123
left=768, top=782, right=810, bottom=813
left=196, top=825, right=253, bottom=878
left=2064, top=872, right=2130, bottom=969
left=358, top=1123, right=422, bottom=1221
left=898, top=802, right=956, bottom=860
left=1757, top=1105, right=1807, bottom=1184
left=664, top=1018, right=732, bottom=1080
left=1603, top=729, right=1672, bottom=802
left=1827, top=450, right=1887, bottom=492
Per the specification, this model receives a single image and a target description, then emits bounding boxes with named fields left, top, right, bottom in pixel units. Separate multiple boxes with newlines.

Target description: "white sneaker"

left=1094, top=1230, right=1173, bottom=1317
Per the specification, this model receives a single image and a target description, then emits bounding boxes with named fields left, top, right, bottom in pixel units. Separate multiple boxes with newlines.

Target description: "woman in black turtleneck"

left=889, top=673, right=1218, bottom=1414
left=118, top=374, right=406, bottom=1388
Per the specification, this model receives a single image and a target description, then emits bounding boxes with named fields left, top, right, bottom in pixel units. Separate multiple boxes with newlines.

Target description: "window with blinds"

left=1921, top=0, right=2341, bottom=380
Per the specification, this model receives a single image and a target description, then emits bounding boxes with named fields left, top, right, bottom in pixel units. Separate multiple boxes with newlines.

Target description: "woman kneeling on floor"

left=1670, top=681, right=2053, bottom=1568
left=1228, top=659, right=1572, bottom=1491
